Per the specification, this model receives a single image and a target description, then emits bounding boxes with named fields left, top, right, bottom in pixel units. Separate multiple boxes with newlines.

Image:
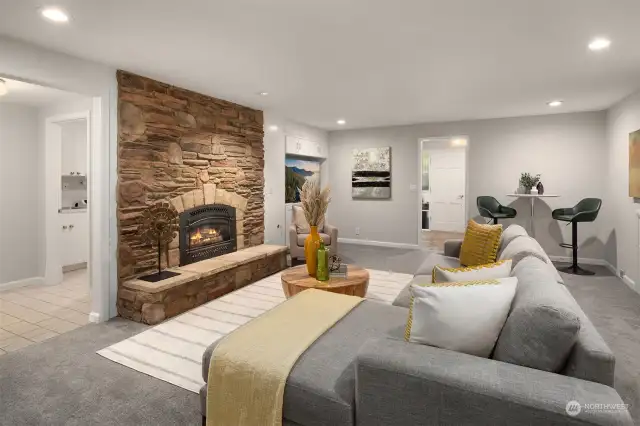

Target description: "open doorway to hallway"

left=0, top=78, right=93, bottom=355
left=418, top=137, right=468, bottom=250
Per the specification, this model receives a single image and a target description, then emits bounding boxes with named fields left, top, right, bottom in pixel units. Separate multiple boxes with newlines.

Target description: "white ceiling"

left=1, top=0, right=640, bottom=129
left=0, top=77, right=86, bottom=106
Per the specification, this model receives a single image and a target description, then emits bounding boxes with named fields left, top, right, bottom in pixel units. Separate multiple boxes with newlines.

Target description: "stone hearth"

left=118, top=244, right=287, bottom=325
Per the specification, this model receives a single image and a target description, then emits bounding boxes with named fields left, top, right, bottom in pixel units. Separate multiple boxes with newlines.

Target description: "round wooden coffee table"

left=281, top=265, right=370, bottom=298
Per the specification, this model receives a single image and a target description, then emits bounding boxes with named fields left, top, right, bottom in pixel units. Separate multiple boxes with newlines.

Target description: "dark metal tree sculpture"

left=138, top=202, right=181, bottom=282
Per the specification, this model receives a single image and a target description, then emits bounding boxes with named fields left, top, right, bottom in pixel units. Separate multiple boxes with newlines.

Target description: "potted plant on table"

left=300, top=179, right=331, bottom=277
left=519, top=173, right=541, bottom=194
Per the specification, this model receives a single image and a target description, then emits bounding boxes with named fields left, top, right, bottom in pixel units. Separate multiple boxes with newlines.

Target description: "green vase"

left=316, top=241, right=329, bottom=281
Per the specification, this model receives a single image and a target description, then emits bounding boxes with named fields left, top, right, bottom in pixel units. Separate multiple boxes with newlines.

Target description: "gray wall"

left=0, top=103, right=39, bottom=284
left=602, top=89, right=640, bottom=286
left=328, top=111, right=608, bottom=258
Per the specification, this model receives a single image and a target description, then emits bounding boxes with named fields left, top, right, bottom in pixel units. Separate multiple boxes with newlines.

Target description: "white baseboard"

left=89, top=312, right=101, bottom=323
left=338, top=238, right=420, bottom=250
left=0, top=276, right=45, bottom=292
left=549, top=255, right=638, bottom=294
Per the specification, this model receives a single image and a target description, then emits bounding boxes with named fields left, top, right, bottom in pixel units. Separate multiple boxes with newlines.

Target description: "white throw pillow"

left=431, top=260, right=512, bottom=283
left=405, top=277, right=518, bottom=358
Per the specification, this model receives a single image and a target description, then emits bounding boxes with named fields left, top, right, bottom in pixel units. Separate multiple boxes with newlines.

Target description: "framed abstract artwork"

left=352, top=147, right=391, bottom=199
left=630, top=129, right=640, bottom=197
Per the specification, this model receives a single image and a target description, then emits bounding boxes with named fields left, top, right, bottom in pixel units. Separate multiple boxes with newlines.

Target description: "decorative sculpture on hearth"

left=138, top=202, right=180, bottom=282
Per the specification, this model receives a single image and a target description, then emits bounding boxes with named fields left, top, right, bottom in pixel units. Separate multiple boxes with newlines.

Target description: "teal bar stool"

left=552, top=198, right=602, bottom=275
left=477, top=196, right=517, bottom=225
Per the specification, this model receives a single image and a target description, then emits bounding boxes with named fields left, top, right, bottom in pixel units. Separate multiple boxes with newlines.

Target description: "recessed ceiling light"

left=588, top=38, right=611, bottom=51
left=259, top=91, right=269, bottom=96
left=41, top=7, right=69, bottom=23
left=0, top=79, right=7, bottom=97
left=451, top=138, right=467, bottom=147
left=547, top=100, right=563, bottom=107
left=337, top=119, right=346, bottom=125
left=268, top=125, right=278, bottom=132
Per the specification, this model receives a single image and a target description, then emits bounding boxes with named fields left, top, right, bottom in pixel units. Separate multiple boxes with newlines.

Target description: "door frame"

left=416, top=137, right=470, bottom=241
left=45, top=102, right=107, bottom=324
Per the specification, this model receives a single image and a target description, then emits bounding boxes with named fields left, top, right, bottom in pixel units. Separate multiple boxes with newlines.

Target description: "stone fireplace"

left=116, top=70, right=281, bottom=324
left=117, top=70, right=265, bottom=282
left=179, top=204, right=236, bottom=266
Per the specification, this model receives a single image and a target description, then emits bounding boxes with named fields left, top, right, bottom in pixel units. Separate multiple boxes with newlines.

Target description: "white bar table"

left=506, top=194, right=559, bottom=236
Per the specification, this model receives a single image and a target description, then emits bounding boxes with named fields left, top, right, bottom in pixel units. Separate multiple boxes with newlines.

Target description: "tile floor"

left=0, top=269, right=90, bottom=356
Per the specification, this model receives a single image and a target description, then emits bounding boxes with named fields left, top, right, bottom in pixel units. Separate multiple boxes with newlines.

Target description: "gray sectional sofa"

left=201, top=226, right=633, bottom=425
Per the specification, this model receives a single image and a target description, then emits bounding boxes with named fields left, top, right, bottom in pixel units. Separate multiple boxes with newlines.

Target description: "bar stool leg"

left=559, top=221, right=595, bottom=276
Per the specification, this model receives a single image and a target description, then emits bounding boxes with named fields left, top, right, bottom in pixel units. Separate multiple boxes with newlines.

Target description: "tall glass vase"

left=304, top=226, right=322, bottom=277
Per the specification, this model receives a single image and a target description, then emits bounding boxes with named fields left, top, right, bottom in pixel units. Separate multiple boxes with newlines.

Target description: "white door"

left=428, top=149, right=466, bottom=232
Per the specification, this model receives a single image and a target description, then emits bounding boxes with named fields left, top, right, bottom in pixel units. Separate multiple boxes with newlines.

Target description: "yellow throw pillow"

left=459, top=220, right=503, bottom=266
left=431, top=260, right=512, bottom=283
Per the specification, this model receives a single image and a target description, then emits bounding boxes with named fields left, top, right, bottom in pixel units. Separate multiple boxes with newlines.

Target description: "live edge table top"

left=280, top=265, right=370, bottom=298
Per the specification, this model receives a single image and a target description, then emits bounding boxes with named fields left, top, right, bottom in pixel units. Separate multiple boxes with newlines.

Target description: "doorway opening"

left=0, top=77, right=97, bottom=352
left=418, top=137, right=468, bottom=250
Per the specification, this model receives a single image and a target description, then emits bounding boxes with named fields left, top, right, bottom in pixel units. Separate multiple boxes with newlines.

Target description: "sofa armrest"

left=356, top=338, right=633, bottom=426
left=324, top=223, right=338, bottom=254
left=443, top=239, right=463, bottom=258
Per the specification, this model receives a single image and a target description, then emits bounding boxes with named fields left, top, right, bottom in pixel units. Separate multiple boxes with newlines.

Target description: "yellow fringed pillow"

left=459, top=220, right=503, bottom=266
left=431, top=259, right=512, bottom=283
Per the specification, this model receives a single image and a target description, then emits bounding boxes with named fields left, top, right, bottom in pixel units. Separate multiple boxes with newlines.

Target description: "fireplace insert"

left=179, top=204, right=237, bottom=266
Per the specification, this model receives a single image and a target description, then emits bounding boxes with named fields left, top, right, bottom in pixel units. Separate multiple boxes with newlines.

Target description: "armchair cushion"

left=296, top=233, right=331, bottom=247
left=292, top=205, right=324, bottom=233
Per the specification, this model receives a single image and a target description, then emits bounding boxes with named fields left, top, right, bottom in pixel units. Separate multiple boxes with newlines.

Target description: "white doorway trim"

left=44, top=98, right=108, bottom=324
left=416, top=137, right=470, bottom=242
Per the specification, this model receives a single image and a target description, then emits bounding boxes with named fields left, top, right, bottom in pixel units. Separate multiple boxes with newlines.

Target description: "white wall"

left=0, top=35, right=117, bottom=320
left=263, top=111, right=328, bottom=245
left=328, top=111, right=608, bottom=258
left=602, top=89, right=640, bottom=288
left=0, top=104, right=40, bottom=285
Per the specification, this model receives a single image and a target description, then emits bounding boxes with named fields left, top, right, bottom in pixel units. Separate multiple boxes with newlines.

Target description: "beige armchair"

left=289, top=223, right=338, bottom=261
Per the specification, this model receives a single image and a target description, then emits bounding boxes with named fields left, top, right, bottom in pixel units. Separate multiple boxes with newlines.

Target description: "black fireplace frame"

left=179, top=204, right=237, bottom=266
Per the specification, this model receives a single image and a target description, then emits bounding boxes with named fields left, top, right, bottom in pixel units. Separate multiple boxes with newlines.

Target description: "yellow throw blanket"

left=207, top=289, right=363, bottom=426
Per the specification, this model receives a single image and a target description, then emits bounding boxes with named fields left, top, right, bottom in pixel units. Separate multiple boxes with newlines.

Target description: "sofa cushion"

left=498, top=224, right=528, bottom=255
left=459, top=220, right=503, bottom=266
left=556, top=285, right=615, bottom=386
left=202, top=301, right=408, bottom=426
left=296, top=233, right=331, bottom=247
left=392, top=254, right=460, bottom=308
left=493, top=257, right=580, bottom=372
left=498, top=235, right=548, bottom=267
left=498, top=235, right=564, bottom=284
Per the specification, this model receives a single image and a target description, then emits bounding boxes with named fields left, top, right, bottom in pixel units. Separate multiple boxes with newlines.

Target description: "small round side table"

left=280, top=265, right=370, bottom=298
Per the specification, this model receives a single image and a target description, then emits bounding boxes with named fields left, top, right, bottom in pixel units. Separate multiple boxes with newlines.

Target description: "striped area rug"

left=97, top=268, right=412, bottom=393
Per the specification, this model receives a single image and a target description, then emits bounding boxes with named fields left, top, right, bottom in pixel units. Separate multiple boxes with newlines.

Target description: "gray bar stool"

left=552, top=198, right=602, bottom=275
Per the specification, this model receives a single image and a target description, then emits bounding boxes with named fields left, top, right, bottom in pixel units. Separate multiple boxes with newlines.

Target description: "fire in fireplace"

left=179, top=204, right=237, bottom=266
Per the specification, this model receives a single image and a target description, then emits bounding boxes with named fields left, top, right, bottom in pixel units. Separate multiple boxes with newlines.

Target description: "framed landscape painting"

left=285, top=157, right=320, bottom=203
left=352, top=147, right=391, bottom=199
left=631, top=129, right=640, bottom=197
